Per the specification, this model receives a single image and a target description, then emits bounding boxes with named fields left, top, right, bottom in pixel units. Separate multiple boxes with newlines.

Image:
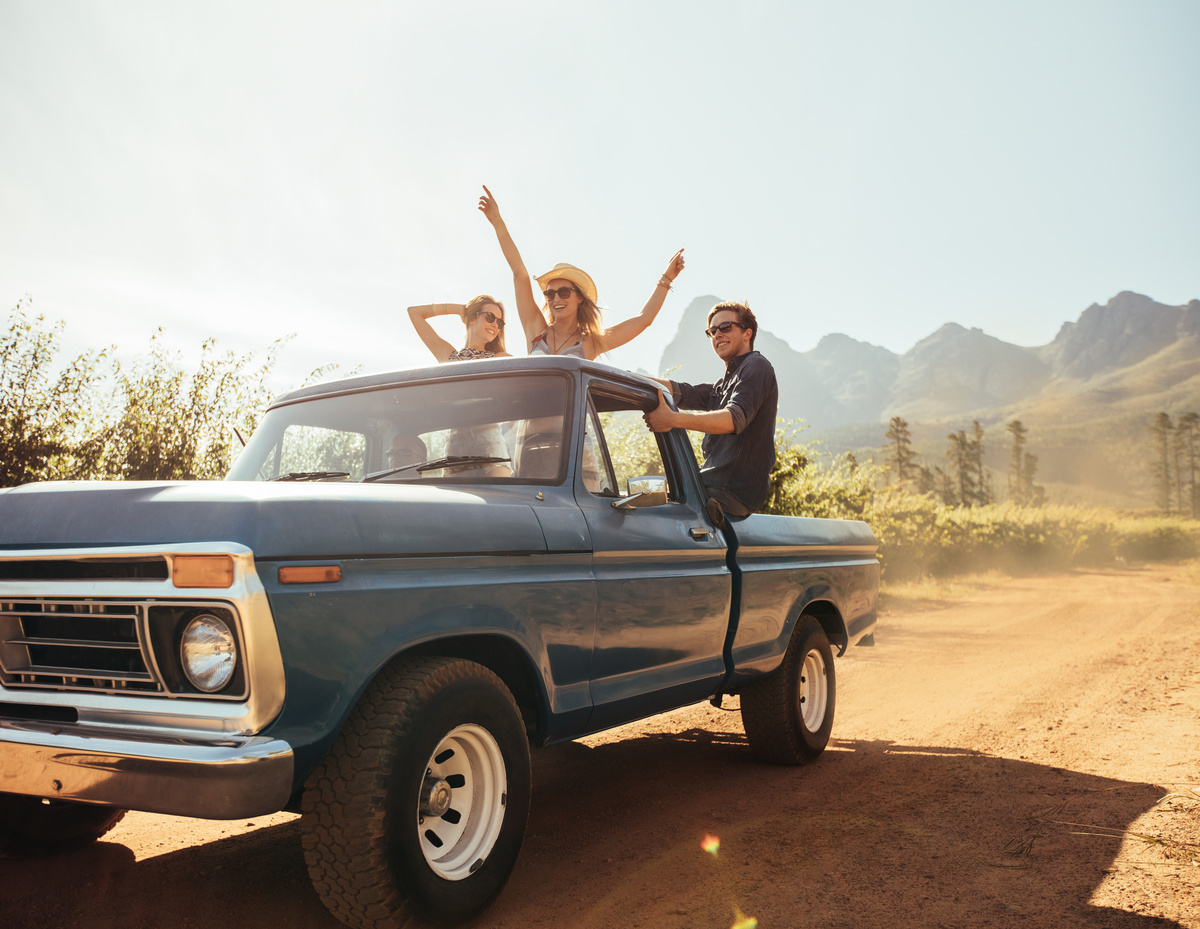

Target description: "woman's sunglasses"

left=542, top=286, right=578, bottom=301
left=704, top=320, right=746, bottom=339
left=470, top=310, right=505, bottom=328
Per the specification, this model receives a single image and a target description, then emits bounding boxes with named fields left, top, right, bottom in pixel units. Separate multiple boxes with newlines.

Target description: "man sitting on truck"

left=644, top=300, right=778, bottom=518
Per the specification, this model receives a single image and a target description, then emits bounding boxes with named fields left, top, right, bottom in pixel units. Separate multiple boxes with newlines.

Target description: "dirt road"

left=3, top=562, right=1198, bottom=928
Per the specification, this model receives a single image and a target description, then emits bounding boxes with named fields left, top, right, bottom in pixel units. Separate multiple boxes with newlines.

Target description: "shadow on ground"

left=0, top=728, right=1181, bottom=929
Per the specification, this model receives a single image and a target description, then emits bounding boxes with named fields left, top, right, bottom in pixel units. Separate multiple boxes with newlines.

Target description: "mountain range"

left=656, top=291, right=1200, bottom=506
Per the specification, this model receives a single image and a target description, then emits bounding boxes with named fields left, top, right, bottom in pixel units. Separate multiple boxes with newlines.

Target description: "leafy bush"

left=0, top=298, right=107, bottom=486
left=97, top=332, right=282, bottom=481
left=1, top=303, right=286, bottom=486
left=1112, top=515, right=1200, bottom=562
left=862, top=497, right=1200, bottom=579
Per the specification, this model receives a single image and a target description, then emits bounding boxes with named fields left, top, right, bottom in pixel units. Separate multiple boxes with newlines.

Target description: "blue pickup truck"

left=0, top=355, right=878, bottom=928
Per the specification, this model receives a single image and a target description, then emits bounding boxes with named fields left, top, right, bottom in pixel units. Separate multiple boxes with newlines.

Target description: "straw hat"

left=536, top=263, right=598, bottom=304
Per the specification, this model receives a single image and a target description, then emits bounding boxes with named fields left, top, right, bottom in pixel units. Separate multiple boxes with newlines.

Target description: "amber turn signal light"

left=172, top=555, right=234, bottom=589
left=279, top=565, right=343, bottom=585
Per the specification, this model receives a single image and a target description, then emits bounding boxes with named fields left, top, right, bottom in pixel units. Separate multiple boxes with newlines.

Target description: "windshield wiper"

left=272, top=471, right=351, bottom=482
left=360, top=456, right=511, bottom=483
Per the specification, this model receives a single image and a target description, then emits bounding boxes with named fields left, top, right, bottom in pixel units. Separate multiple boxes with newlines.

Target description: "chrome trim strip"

left=0, top=720, right=294, bottom=819
left=736, top=545, right=879, bottom=560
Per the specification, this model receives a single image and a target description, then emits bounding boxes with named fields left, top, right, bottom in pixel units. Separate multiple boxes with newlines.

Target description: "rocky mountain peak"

left=1043, top=291, right=1189, bottom=380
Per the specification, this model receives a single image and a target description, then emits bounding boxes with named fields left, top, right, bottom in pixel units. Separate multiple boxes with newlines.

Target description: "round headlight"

left=180, top=613, right=237, bottom=693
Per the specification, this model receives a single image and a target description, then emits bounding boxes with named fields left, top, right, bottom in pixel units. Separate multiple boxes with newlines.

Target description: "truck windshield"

left=226, top=373, right=570, bottom=484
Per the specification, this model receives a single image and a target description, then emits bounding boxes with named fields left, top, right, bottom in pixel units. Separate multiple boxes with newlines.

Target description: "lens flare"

left=731, top=907, right=758, bottom=929
left=701, top=834, right=720, bottom=856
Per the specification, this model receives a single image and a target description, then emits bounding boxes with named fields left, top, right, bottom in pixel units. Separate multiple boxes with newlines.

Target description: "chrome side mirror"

left=611, top=475, right=668, bottom=510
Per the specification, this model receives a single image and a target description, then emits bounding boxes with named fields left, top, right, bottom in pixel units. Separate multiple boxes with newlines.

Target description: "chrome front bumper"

left=0, top=721, right=294, bottom=819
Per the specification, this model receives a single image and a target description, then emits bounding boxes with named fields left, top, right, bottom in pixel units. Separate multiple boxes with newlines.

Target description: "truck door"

left=575, top=379, right=731, bottom=730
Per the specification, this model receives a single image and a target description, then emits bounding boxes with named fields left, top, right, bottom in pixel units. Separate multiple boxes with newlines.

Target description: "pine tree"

left=1006, top=419, right=1029, bottom=504
left=970, top=420, right=991, bottom=505
left=1178, top=411, right=1198, bottom=518
left=884, top=416, right=916, bottom=488
left=945, top=430, right=977, bottom=506
left=934, top=465, right=954, bottom=505
left=915, top=464, right=936, bottom=496
left=1150, top=412, right=1174, bottom=512
left=1022, top=452, right=1045, bottom=506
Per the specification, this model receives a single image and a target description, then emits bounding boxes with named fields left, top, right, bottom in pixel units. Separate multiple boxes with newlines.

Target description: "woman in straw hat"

left=479, top=185, right=684, bottom=359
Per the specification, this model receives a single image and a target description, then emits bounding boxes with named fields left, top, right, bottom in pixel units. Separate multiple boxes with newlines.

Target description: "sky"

left=2, top=0, right=1198, bottom=391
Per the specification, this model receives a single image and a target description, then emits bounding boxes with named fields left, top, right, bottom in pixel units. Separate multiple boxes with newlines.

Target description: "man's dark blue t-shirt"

left=671, top=350, right=778, bottom=513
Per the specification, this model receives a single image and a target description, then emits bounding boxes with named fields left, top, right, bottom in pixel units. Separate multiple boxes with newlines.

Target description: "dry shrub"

left=865, top=495, right=1200, bottom=580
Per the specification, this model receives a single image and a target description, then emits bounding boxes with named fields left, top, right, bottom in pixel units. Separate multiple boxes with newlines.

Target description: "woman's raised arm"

left=407, top=303, right=464, bottom=364
left=597, top=248, right=685, bottom=354
left=479, top=185, right=547, bottom=347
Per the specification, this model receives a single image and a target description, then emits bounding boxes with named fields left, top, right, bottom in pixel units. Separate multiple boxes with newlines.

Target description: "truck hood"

left=0, top=481, right=549, bottom=558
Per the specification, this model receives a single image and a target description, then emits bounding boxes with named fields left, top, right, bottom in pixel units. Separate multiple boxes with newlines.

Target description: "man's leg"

left=706, top=486, right=752, bottom=518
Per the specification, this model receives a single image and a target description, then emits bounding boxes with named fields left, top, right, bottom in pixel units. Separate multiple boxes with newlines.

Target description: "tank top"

left=448, top=347, right=495, bottom=361
left=529, top=331, right=586, bottom=358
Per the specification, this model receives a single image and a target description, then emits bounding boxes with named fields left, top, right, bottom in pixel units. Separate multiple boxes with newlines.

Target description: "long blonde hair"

left=462, top=294, right=507, bottom=354
left=547, top=292, right=607, bottom=354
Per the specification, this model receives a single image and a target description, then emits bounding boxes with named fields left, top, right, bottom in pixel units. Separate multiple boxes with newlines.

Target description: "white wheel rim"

left=417, top=723, right=507, bottom=881
left=798, top=648, right=828, bottom=732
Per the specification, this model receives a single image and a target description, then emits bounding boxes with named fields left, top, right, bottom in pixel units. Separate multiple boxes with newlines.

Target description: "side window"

left=582, top=405, right=617, bottom=495
left=585, top=389, right=672, bottom=498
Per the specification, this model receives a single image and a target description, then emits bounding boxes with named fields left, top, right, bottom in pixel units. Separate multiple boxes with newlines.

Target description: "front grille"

left=0, top=600, right=162, bottom=694
left=0, top=558, right=169, bottom=581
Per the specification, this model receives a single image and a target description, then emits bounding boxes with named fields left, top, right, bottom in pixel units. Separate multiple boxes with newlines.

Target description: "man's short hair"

left=707, top=301, right=758, bottom=351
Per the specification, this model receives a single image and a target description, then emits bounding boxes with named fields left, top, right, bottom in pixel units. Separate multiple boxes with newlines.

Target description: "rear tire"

left=0, top=793, right=126, bottom=857
left=740, top=618, right=836, bottom=764
left=301, top=657, right=531, bottom=928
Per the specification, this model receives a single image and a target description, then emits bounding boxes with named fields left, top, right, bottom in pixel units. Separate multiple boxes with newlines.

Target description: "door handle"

left=688, top=527, right=711, bottom=541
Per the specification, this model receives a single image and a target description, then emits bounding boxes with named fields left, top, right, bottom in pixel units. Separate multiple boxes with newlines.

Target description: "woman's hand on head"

left=478, top=185, right=502, bottom=226
left=663, top=248, right=685, bottom=282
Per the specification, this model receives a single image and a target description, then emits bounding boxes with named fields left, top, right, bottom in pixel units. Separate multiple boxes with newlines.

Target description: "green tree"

left=970, top=420, right=992, bottom=505
left=1021, top=452, right=1045, bottom=506
left=0, top=299, right=108, bottom=487
left=934, top=464, right=953, bottom=505
left=884, top=416, right=917, bottom=488
left=1006, top=419, right=1029, bottom=504
left=943, top=422, right=992, bottom=507
left=1005, top=419, right=1044, bottom=506
left=1, top=301, right=293, bottom=487
left=1178, top=411, right=1198, bottom=518
left=1150, top=412, right=1174, bottom=512
left=94, top=332, right=283, bottom=481
left=944, top=430, right=974, bottom=506
left=913, top=463, right=936, bottom=495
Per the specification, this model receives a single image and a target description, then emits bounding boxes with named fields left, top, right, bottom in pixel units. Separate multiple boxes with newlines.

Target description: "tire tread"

left=301, top=657, right=522, bottom=929
left=740, top=618, right=835, bottom=765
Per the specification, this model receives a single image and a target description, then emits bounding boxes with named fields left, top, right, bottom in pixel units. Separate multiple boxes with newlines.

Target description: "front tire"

left=740, top=618, right=836, bottom=764
left=301, top=657, right=531, bottom=928
left=0, top=794, right=127, bottom=857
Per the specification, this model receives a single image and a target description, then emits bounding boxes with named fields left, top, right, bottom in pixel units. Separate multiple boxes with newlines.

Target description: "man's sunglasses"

left=542, top=286, right=578, bottom=301
left=470, top=310, right=505, bottom=328
left=704, top=320, right=746, bottom=339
